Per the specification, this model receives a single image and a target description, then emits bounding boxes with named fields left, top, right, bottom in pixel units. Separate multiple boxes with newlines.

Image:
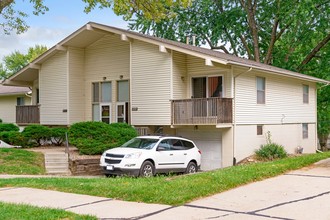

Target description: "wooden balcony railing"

left=171, top=98, right=232, bottom=125
left=16, top=105, right=40, bottom=125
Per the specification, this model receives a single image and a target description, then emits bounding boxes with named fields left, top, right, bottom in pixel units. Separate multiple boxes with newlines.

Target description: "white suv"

left=100, top=135, right=201, bottom=177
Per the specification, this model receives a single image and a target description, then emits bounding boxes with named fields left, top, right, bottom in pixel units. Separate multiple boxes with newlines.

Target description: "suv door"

left=154, top=139, right=187, bottom=171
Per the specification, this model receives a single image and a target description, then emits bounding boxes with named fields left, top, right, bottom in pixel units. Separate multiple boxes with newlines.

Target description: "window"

left=192, top=76, right=223, bottom=98
left=192, top=76, right=223, bottom=117
left=16, top=97, right=25, bottom=106
left=117, top=80, right=129, bottom=123
left=302, top=123, right=308, bottom=139
left=256, top=77, right=265, bottom=104
left=257, top=125, right=263, bottom=135
left=303, top=85, right=309, bottom=104
left=92, top=82, right=112, bottom=123
left=117, top=81, right=129, bottom=102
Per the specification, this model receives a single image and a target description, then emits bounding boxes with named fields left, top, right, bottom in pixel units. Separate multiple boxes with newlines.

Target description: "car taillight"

left=198, top=150, right=202, bottom=154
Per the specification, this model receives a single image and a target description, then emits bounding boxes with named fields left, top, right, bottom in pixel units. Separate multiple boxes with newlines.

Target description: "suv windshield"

left=121, top=137, right=159, bottom=149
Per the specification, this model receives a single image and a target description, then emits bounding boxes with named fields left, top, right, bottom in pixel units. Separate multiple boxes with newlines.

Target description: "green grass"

left=0, top=202, right=97, bottom=220
left=0, top=148, right=45, bottom=175
left=0, top=152, right=329, bottom=205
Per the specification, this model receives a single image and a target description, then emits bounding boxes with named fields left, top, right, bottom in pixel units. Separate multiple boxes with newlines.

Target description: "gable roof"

left=0, top=85, right=30, bottom=96
left=3, top=22, right=330, bottom=85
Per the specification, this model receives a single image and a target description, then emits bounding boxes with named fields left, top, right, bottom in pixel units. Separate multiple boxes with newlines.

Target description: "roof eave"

left=229, top=61, right=330, bottom=84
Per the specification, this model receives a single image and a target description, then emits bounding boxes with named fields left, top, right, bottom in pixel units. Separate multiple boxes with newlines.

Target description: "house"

left=2, top=22, right=329, bottom=170
left=0, top=84, right=32, bottom=124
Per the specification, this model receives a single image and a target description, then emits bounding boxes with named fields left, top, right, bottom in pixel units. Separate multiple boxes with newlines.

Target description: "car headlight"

left=124, top=152, right=142, bottom=159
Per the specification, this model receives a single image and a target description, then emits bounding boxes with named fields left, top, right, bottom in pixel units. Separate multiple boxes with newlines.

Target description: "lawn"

left=0, top=151, right=329, bottom=205
left=0, top=148, right=45, bottom=175
left=0, top=202, right=97, bottom=220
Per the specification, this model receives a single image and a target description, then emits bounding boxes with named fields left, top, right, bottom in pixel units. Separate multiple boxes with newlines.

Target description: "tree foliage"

left=0, top=0, right=190, bottom=35
left=82, top=0, right=191, bottom=21
left=0, top=44, right=47, bottom=79
left=128, top=0, right=330, bottom=148
left=0, top=0, right=48, bottom=34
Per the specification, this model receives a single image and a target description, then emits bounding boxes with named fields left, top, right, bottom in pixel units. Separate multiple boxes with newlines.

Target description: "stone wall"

left=69, top=158, right=103, bottom=176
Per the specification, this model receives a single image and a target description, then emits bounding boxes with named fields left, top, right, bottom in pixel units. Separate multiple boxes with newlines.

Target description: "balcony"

left=171, top=98, right=232, bottom=125
left=16, top=105, right=40, bottom=125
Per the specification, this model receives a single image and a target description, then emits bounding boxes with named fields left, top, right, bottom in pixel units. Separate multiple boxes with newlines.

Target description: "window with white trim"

left=257, top=125, right=263, bottom=135
left=303, top=85, right=309, bottom=104
left=257, top=77, right=265, bottom=104
left=302, top=123, right=308, bottom=139
left=16, top=97, right=25, bottom=106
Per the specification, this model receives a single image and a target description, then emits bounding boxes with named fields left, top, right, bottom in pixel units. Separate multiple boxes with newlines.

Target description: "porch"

left=16, top=105, right=40, bottom=125
left=171, top=98, right=233, bottom=125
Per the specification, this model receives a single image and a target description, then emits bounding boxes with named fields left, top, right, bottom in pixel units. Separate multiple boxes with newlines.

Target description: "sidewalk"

left=1, top=158, right=330, bottom=219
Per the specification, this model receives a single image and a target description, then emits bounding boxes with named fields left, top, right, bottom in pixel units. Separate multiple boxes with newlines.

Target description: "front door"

left=100, top=104, right=111, bottom=124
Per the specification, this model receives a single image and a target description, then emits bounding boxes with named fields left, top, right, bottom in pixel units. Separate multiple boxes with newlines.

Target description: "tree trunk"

left=0, top=0, right=14, bottom=14
left=242, top=0, right=260, bottom=61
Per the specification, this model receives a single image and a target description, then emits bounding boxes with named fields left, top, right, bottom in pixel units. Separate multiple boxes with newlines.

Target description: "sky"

left=0, top=0, right=129, bottom=59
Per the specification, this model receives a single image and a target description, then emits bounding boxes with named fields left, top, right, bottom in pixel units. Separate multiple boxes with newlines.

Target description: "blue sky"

left=0, top=0, right=129, bottom=59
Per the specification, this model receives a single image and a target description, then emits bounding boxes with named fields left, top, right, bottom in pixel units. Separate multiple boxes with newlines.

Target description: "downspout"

left=233, top=67, right=253, bottom=165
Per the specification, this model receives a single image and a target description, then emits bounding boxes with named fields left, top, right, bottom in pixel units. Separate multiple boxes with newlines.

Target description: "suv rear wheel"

left=185, top=161, right=197, bottom=174
left=139, top=161, right=155, bottom=177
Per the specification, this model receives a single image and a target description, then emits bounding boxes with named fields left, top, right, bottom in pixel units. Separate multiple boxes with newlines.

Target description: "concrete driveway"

left=0, top=158, right=329, bottom=220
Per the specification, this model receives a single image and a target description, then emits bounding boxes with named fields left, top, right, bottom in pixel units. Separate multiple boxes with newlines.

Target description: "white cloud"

left=0, top=26, right=71, bottom=60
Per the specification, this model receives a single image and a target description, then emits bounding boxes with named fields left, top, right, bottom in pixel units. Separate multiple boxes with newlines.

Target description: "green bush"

left=255, top=143, right=288, bottom=160
left=0, top=123, right=19, bottom=132
left=68, top=121, right=137, bottom=155
left=0, top=118, right=2, bottom=123
left=50, top=127, right=68, bottom=146
left=22, top=124, right=51, bottom=146
left=0, top=131, right=28, bottom=147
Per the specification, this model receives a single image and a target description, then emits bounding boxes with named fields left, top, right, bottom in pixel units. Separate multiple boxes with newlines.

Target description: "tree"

left=0, top=0, right=48, bottom=34
left=0, top=45, right=47, bottom=79
left=1, top=0, right=190, bottom=34
left=127, top=0, right=330, bottom=148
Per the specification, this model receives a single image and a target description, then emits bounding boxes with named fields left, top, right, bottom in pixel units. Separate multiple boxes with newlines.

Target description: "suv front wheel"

left=139, top=161, right=155, bottom=177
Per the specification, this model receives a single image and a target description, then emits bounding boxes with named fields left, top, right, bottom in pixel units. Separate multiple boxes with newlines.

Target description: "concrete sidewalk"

left=1, top=158, right=330, bottom=219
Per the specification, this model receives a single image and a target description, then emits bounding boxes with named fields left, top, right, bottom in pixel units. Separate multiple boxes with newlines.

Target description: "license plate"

left=106, top=165, right=114, bottom=171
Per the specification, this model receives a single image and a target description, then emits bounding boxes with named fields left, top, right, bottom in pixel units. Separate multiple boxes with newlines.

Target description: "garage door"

left=177, top=127, right=222, bottom=171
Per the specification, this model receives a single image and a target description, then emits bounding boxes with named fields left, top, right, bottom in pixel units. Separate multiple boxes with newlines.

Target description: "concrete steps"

left=44, top=152, right=70, bottom=175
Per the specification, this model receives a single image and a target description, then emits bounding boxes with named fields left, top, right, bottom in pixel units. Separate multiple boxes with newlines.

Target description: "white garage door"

left=177, top=127, right=222, bottom=171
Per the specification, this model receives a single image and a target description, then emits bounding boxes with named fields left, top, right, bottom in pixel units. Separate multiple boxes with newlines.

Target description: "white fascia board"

left=229, top=61, right=330, bottom=84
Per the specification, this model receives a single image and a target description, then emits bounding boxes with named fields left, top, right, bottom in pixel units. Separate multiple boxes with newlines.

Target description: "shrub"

left=22, top=124, right=51, bottom=146
left=0, top=118, right=2, bottom=123
left=0, top=123, right=19, bottom=132
left=68, top=121, right=137, bottom=155
left=255, top=131, right=287, bottom=161
left=0, top=131, right=28, bottom=147
left=50, top=127, right=68, bottom=146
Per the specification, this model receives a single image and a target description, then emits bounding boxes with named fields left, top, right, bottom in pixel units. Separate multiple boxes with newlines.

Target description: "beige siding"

left=187, top=55, right=232, bottom=98
left=84, top=35, right=130, bottom=122
left=235, top=69, right=317, bottom=124
left=39, top=52, right=68, bottom=125
left=235, top=124, right=316, bottom=162
left=0, top=95, right=31, bottom=123
left=172, top=51, right=187, bottom=99
left=68, top=48, right=85, bottom=124
left=131, top=40, right=171, bottom=125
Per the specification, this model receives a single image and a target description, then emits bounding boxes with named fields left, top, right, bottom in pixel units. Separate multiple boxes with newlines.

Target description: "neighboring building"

left=0, top=85, right=31, bottom=124
left=2, top=22, right=329, bottom=170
